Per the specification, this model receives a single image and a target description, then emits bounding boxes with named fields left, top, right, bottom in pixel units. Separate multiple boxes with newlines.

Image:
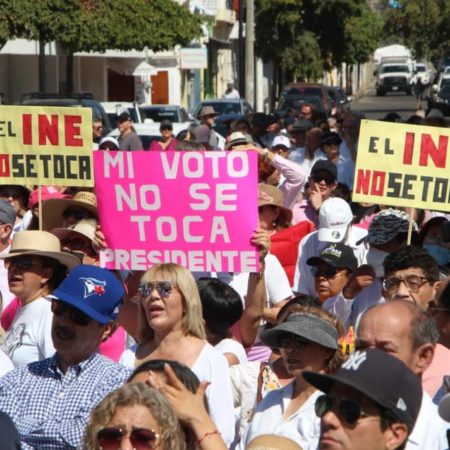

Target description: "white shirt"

left=215, top=338, right=248, bottom=364
left=120, top=342, right=236, bottom=446
left=240, top=381, right=321, bottom=450
left=0, top=348, right=14, bottom=377
left=288, top=147, right=327, bottom=177
left=293, top=226, right=368, bottom=296
left=0, top=296, right=55, bottom=367
left=406, top=392, right=448, bottom=450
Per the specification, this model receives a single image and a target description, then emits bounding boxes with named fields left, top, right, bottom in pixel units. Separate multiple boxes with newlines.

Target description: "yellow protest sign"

left=353, top=120, right=450, bottom=212
left=0, top=105, right=93, bottom=187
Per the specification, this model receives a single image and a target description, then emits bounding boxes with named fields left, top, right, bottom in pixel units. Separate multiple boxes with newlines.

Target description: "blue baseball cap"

left=51, top=265, right=125, bottom=324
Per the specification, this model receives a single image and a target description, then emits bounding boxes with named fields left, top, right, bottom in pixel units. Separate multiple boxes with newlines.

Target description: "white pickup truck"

left=374, top=57, right=414, bottom=96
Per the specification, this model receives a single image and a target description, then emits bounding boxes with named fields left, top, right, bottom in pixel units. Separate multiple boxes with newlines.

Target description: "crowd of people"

left=0, top=100, right=449, bottom=450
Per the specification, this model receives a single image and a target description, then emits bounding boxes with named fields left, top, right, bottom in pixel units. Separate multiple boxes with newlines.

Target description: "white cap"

left=318, top=198, right=353, bottom=242
left=272, top=135, right=291, bottom=149
left=439, top=392, right=450, bottom=422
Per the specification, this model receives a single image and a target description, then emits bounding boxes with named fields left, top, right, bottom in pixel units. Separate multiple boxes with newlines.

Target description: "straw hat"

left=41, top=191, right=98, bottom=232
left=51, top=218, right=97, bottom=243
left=199, top=106, right=218, bottom=117
left=246, top=434, right=303, bottom=450
left=0, top=230, right=80, bottom=270
left=225, top=131, right=254, bottom=150
left=258, top=184, right=293, bottom=225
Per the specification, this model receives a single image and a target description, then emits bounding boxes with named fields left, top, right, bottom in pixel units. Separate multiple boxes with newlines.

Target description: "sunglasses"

left=51, top=300, right=91, bottom=326
left=160, top=126, right=172, bottom=131
left=311, top=265, right=340, bottom=278
left=62, top=208, right=94, bottom=221
left=311, top=173, right=336, bottom=185
left=279, top=334, right=312, bottom=349
left=61, top=238, right=91, bottom=252
left=97, top=426, right=159, bottom=450
left=138, top=281, right=174, bottom=299
left=4, top=256, right=42, bottom=271
left=315, top=395, right=373, bottom=425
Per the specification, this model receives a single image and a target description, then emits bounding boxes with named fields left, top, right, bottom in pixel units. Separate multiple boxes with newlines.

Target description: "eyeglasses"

left=279, top=334, right=312, bottom=349
left=138, top=281, right=174, bottom=299
left=315, top=395, right=374, bottom=425
left=97, top=426, right=159, bottom=450
left=4, top=256, right=42, bottom=271
left=51, top=300, right=91, bottom=326
left=324, top=141, right=340, bottom=147
left=160, top=126, right=172, bottom=131
left=311, top=173, right=336, bottom=185
left=382, top=275, right=431, bottom=294
left=62, top=208, right=94, bottom=221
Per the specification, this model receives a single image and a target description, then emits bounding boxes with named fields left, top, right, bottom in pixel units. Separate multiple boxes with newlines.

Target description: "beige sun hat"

left=51, top=218, right=97, bottom=243
left=41, top=191, right=98, bottom=232
left=0, top=230, right=80, bottom=270
left=258, top=183, right=293, bottom=225
left=199, top=105, right=218, bottom=117
left=246, top=434, right=303, bottom=450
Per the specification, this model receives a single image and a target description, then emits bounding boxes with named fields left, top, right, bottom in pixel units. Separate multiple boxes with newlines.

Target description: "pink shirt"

left=148, top=137, right=178, bottom=151
left=423, top=343, right=450, bottom=398
left=291, top=200, right=319, bottom=228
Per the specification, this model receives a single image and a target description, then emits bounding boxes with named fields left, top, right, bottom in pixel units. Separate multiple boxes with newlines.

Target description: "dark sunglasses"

left=51, top=300, right=91, bottom=326
left=279, top=334, right=312, bottom=349
left=324, top=140, right=340, bottom=147
left=138, top=281, right=174, bottom=299
left=311, top=265, right=339, bottom=278
left=160, top=125, right=172, bottom=131
left=62, top=208, right=93, bottom=221
left=311, top=173, right=336, bottom=185
left=315, top=394, right=373, bottom=425
left=97, top=426, right=159, bottom=450
left=4, top=256, right=42, bottom=271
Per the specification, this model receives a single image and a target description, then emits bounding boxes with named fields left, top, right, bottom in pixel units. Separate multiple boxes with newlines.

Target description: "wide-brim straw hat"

left=225, top=131, right=255, bottom=150
left=51, top=218, right=97, bottom=243
left=41, top=191, right=98, bottom=232
left=246, top=434, right=303, bottom=450
left=0, top=230, right=80, bottom=270
left=199, top=106, right=218, bottom=117
left=258, top=183, right=293, bottom=224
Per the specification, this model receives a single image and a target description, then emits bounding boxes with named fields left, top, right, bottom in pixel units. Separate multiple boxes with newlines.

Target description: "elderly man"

left=303, top=348, right=422, bottom=450
left=0, top=265, right=130, bottom=449
left=355, top=301, right=449, bottom=449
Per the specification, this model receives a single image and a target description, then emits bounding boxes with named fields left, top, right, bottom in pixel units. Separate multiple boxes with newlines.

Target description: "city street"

left=351, top=87, right=419, bottom=120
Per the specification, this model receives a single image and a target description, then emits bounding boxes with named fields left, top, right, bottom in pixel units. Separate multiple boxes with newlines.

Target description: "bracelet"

left=197, top=429, right=221, bottom=444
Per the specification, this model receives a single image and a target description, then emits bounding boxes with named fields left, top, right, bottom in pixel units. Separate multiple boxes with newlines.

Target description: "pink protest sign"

left=93, top=151, right=259, bottom=272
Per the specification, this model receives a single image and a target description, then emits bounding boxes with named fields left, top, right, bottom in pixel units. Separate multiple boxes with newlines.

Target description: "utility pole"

left=238, top=0, right=245, bottom=98
left=245, top=0, right=254, bottom=106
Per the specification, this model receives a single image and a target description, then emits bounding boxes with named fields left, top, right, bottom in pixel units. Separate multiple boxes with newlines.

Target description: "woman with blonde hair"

left=240, top=305, right=346, bottom=449
left=83, top=383, right=185, bottom=450
left=120, top=263, right=235, bottom=446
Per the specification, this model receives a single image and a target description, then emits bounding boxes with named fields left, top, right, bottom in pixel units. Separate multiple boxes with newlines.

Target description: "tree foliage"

left=383, top=0, right=450, bottom=62
left=255, top=0, right=382, bottom=82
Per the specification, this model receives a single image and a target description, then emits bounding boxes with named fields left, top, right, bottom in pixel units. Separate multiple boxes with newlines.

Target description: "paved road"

left=351, top=87, right=419, bottom=120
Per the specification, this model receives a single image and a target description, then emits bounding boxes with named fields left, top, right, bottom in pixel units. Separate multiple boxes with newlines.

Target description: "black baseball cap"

left=303, top=348, right=422, bottom=432
left=307, top=243, right=357, bottom=272
left=310, top=159, right=337, bottom=180
left=116, top=112, right=131, bottom=123
left=322, top=131, right=342, bottom=146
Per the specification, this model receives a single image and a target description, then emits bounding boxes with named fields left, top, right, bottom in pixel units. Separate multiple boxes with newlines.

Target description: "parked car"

left=274, top=94, right=328, bottom=118
left=326, top=86, right=352, bottom=116
left=428, top=84, right=450, bottom=115
left=101, top=101, right=142, bottom=125
left=139, top=104, right=193, bottom=125
left=19, top=92, right=112, bottom=133
left=279, top=83, right=332, bottom=115
left=192, top=99, right=253, bottom=120
left=108, top=122, right=190, bottom=149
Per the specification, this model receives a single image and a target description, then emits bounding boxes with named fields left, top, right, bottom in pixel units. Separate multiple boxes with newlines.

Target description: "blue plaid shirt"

left=0, top=351, right=131, bottom=449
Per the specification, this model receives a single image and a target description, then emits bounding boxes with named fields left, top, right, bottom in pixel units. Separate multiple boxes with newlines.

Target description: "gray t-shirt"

left=119, top=131, right=143, bottom=151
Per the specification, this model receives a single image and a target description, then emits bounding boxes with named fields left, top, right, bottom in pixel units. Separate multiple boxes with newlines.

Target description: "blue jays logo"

left=80, top=277, right=106, bottom=298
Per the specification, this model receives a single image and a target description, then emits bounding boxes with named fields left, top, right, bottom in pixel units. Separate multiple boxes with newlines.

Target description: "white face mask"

left=367, top=247, right=390, bottom=278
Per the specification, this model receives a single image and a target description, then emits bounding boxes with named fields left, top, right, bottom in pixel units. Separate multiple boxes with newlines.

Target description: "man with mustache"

left=0, top=265, right=130, bottom=450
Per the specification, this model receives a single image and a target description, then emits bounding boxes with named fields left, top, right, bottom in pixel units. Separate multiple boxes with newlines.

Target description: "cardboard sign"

left=0, top=105, right=93, bottom=186
left=94, top=151, right=260, bottom=272
left=353, top=120, right=450, bottom=212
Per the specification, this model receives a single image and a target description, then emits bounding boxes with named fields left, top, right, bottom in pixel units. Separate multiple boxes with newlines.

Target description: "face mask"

left=367, top=247, right=389, bottom=278
left=424, top=245, right=450, bottom=266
